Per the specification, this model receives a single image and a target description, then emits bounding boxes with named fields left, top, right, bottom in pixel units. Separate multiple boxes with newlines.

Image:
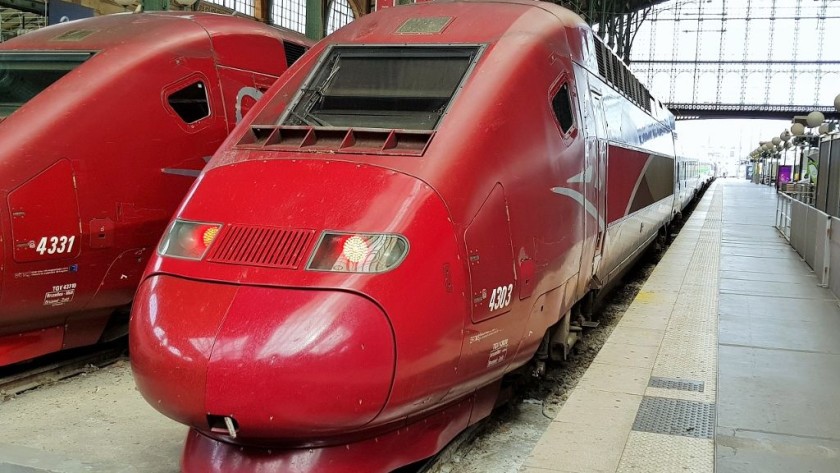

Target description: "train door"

left=590, top=91, right=607, bottom=280
left=2, top=159, right=83, bottom=323
left=579, top=86, right=608, bottom=286
left=572, top=72, right=607, bottom=291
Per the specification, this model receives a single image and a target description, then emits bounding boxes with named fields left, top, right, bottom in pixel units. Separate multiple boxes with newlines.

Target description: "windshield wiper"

left=290, top=109, right=328, bottom=127
left=294, top=59, right=342, bottom=127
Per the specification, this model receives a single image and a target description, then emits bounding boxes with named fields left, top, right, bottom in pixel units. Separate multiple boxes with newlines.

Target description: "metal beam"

left=0, top=0, right=43, bottom=15
left=669, top=104, right=840, bottom=121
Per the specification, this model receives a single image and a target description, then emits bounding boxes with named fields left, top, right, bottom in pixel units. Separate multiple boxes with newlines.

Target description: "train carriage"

left=130, top=2, right=680, bottom=471
left=0, top=12, right=310, bottom=366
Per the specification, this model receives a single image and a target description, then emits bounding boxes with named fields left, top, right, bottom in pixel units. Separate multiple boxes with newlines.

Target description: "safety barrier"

left=776, top=192, right=832, bottom=288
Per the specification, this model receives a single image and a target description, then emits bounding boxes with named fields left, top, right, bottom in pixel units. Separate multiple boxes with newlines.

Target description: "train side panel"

left=574, top=68, right=676, bottom=289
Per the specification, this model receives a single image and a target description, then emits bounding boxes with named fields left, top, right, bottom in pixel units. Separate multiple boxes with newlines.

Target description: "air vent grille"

left=284, top=41, right=308, bottom=67
left=207, top=225, right=314, bottom=269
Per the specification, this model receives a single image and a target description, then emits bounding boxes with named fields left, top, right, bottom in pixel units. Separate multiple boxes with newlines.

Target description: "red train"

left=131, top=2, right=685, bottom=471
left=0, top=13, right=310, bottom=366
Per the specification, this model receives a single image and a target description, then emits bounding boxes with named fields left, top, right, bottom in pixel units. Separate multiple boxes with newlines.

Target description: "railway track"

left=0, top=342, right=126, bottom=401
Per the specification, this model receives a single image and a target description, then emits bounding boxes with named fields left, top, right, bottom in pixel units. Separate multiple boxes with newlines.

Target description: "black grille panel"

left=284, top=41, right=308, bottom=67
left=207, top=225, right=314, bottom=269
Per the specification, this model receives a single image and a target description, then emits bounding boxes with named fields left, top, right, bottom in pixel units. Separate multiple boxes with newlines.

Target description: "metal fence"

left=776, top=192, right=832, bottom=289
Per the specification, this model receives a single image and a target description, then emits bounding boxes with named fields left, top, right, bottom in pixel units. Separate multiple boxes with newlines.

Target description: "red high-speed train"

left=0, top=13, right=310, bottom=366
left=131, top=2, right=685, bottom=471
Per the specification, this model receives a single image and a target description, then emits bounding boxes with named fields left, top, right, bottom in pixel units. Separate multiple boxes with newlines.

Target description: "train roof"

left=0, top=12, right=309, bottom=51
left=326, top=0, right=588, bottom=45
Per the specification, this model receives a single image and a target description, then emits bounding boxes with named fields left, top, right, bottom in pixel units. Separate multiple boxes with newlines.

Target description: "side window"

left=552, top=83, right=575, bottom=134
left=167, top=81, right=210, bottom=124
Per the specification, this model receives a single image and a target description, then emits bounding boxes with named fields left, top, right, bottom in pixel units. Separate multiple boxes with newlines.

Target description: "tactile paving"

left=648, top=377, right=704, bottom=392
left=617, top=431, right=714, bottom=473
left=631, top=396, right=715, bottom=439
left=524, top=182, right=724, bottom=473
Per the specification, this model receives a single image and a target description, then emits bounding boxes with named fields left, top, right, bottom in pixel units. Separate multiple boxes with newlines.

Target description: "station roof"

left=558, top=0, right=669, bottom=16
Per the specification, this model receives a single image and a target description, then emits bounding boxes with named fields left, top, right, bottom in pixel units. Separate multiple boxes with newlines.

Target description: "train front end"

left=130, top=5, right=501, bottom=471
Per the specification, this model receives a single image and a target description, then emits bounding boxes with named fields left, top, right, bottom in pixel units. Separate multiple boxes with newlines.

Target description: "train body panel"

left=0, top=13, right=311, bottom=365
left=130, top=1, right=680, bottom=470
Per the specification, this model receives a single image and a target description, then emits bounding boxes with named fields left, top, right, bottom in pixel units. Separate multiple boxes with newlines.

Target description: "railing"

left=775, top=191, right=833, bottom=291
left=776, top=193, right=792, bottom=241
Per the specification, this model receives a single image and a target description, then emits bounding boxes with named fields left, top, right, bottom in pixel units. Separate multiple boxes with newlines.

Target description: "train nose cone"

left=204, top=284, right=395, bottom=440
left=131, top=275, right=396, bottom=440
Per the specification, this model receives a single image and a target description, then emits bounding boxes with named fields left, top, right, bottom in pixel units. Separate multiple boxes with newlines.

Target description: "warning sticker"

left=487, top=338, right=509, bottom=368
left=44, top=283, right=77, bottom=307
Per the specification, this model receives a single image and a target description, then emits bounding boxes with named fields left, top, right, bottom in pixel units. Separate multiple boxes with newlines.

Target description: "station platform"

left=523, top=179, right=840, bottom=473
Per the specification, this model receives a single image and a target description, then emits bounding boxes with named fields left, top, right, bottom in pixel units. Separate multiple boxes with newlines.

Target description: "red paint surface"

left=606, top=146, right=652, bottom=223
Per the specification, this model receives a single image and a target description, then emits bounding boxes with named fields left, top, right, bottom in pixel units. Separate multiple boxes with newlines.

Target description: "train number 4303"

left=488, top=283, right=514, bottom=311
left=36, top=235, right=76, bottom=255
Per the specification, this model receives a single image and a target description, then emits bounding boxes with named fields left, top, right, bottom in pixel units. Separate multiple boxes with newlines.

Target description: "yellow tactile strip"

left=522, top=183, right=722, bottom=473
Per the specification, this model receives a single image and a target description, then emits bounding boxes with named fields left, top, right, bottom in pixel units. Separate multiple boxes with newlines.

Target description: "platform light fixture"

left=791, top=123, right=806, bottom=136
left=807, top=111, right=825, bottom=129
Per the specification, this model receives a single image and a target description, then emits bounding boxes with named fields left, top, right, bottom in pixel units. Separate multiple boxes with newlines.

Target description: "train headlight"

left=158, top=219, right=222, bottom=260
left=307, top=232, right=409, bottom=273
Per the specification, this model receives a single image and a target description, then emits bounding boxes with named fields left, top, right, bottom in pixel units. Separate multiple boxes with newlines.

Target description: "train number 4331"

left=36, top=235, right=76, bottom=255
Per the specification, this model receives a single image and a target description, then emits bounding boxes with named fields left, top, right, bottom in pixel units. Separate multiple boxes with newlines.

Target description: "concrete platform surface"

left=0, top=360, right=185, bottom=473
left=522, top=179, right=840, bottom=473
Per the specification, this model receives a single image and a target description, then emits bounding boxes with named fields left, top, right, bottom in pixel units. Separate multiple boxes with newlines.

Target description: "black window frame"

left=551, top=81, right=576, bottom=136
left=279, top=44, right=484, bottom=131
left=0, top=51, right=94, bottom=118
left=166, top=80, right=211, bottom=125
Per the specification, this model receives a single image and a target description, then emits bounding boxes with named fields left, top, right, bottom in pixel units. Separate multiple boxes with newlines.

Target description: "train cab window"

left=552, top=83, right=575, bottom=134
left=281, top=45, right=480, bottom=130
left=167, top=81, right=210, bottom=124
left=0, top=52, right=91, bottom=118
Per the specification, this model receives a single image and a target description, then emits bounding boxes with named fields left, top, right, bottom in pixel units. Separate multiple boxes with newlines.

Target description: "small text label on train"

left=43, top=283, right=77, bottom=307
left=487, top=338, right=509, bottom=367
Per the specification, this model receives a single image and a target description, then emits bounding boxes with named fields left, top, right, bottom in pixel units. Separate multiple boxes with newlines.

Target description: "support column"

left=142, top=0, right=168, bottom=10
left=305, top=0, right=325, bottom=40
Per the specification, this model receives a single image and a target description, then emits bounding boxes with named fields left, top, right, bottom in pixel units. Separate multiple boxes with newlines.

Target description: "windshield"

left=0, top=52, right=92, bottom=118
left=281, top=46, right=479, bottom=130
